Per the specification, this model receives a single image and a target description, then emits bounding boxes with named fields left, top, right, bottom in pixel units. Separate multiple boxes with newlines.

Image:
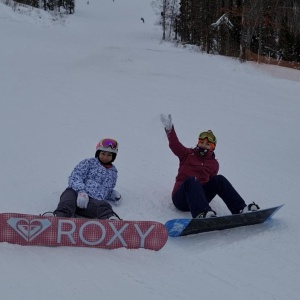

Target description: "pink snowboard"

left=0, top=213, right=168, bottom=251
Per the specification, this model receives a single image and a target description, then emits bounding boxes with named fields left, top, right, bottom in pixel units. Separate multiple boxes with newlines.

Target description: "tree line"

left=154, top=0, right=300, bottom=65
left=10, top=0, right=75, bottom=14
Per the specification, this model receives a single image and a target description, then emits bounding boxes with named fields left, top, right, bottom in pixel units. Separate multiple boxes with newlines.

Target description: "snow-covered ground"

left=0, top=1, right=299, bottom=299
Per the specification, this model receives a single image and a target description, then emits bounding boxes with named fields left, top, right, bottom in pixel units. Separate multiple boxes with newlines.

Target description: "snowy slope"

left=0, top=1, right=300, bottom=299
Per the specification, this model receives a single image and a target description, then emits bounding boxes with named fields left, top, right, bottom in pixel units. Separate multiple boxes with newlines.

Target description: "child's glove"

left=77, top=192, right=89, bottom=209
left=160, top=113, right=173, bottom=131
left=111, top=190, right=122, bottom=206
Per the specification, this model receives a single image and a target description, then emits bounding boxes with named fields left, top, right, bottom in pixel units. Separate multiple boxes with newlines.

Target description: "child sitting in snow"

left=54, top=138, right=121, bottom=220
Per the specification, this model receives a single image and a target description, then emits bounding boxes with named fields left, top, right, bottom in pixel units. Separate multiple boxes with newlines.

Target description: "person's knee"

left=211, top=174, right=226, bottom=183
left=60, top=188, right=77, bottom=201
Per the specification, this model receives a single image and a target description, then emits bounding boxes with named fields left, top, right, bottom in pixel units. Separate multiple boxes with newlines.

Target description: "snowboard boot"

left=240, top=202, right=260, bottom=213
left=195, top=210, right=217, bottom=219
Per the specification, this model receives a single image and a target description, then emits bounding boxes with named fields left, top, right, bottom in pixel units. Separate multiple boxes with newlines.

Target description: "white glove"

left=111, top=190, right=122, bottom=206
left=160, top=113, right=173, bottom=131
left=77, top=192, right=89, bottom=209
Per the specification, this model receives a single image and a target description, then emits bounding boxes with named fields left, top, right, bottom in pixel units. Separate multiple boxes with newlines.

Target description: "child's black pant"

left=54, top=188, right=115, bottom=219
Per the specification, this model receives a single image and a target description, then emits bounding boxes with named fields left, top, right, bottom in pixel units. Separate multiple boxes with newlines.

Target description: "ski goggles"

left=199, top=131, right=217, bottom=144
left=96, top=138, right=118, bottom=151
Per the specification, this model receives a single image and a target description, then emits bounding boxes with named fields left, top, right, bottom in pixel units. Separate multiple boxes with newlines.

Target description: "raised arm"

left=160, top=114, right=187, bottom=160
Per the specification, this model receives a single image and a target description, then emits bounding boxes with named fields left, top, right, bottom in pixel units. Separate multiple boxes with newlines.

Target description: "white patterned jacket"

left=68, top=158, right=118, bottom=201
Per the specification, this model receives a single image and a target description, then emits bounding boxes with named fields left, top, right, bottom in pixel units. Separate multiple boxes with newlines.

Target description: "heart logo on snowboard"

left=7, top=218, right=52, bottom=242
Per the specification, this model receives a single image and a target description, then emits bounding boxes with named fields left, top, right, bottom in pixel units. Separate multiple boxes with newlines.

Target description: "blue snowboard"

left=165, top=205, right=284, bottom=237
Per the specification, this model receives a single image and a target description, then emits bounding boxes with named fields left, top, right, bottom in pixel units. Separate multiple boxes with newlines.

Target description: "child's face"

left=198, top=138, right=214, bottom=150
left=98, top=151, right=113, bottom=164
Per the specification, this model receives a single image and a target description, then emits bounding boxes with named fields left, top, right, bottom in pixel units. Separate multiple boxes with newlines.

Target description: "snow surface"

left=0, top=1, right=300, bottom=299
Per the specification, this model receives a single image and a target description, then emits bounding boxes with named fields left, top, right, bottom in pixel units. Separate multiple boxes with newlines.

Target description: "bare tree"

left=151, top=0, right=180, bottom=41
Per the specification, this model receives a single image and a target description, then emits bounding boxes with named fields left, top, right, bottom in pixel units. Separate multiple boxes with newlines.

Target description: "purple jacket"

left=166, top=127, right=219, bottom=195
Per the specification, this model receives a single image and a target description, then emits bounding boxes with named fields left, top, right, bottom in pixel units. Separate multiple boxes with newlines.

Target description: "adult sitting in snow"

left=160, top=114, right=259, bottom=218
left=54, top=138, right=121, bottom=220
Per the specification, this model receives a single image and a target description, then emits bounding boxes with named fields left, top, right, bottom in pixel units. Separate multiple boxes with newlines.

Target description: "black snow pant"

left=54, top=188, right=117, bottom=219
left=172, top=175, right=247, bottom=218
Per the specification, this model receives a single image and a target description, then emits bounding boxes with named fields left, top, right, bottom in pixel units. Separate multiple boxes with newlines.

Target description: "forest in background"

left=2, top=0, right=75, bottom=14
left=154, top=0, right=300, bottom=68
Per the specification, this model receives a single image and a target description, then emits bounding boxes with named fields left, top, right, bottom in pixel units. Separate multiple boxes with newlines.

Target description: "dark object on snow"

left=141, top=17, right=145, bottom=23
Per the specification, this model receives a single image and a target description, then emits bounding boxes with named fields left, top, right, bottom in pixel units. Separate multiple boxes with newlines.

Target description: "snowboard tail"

left=0, top=213, right=168, bottom=251
left=165, top=205, right=283, bottom=237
